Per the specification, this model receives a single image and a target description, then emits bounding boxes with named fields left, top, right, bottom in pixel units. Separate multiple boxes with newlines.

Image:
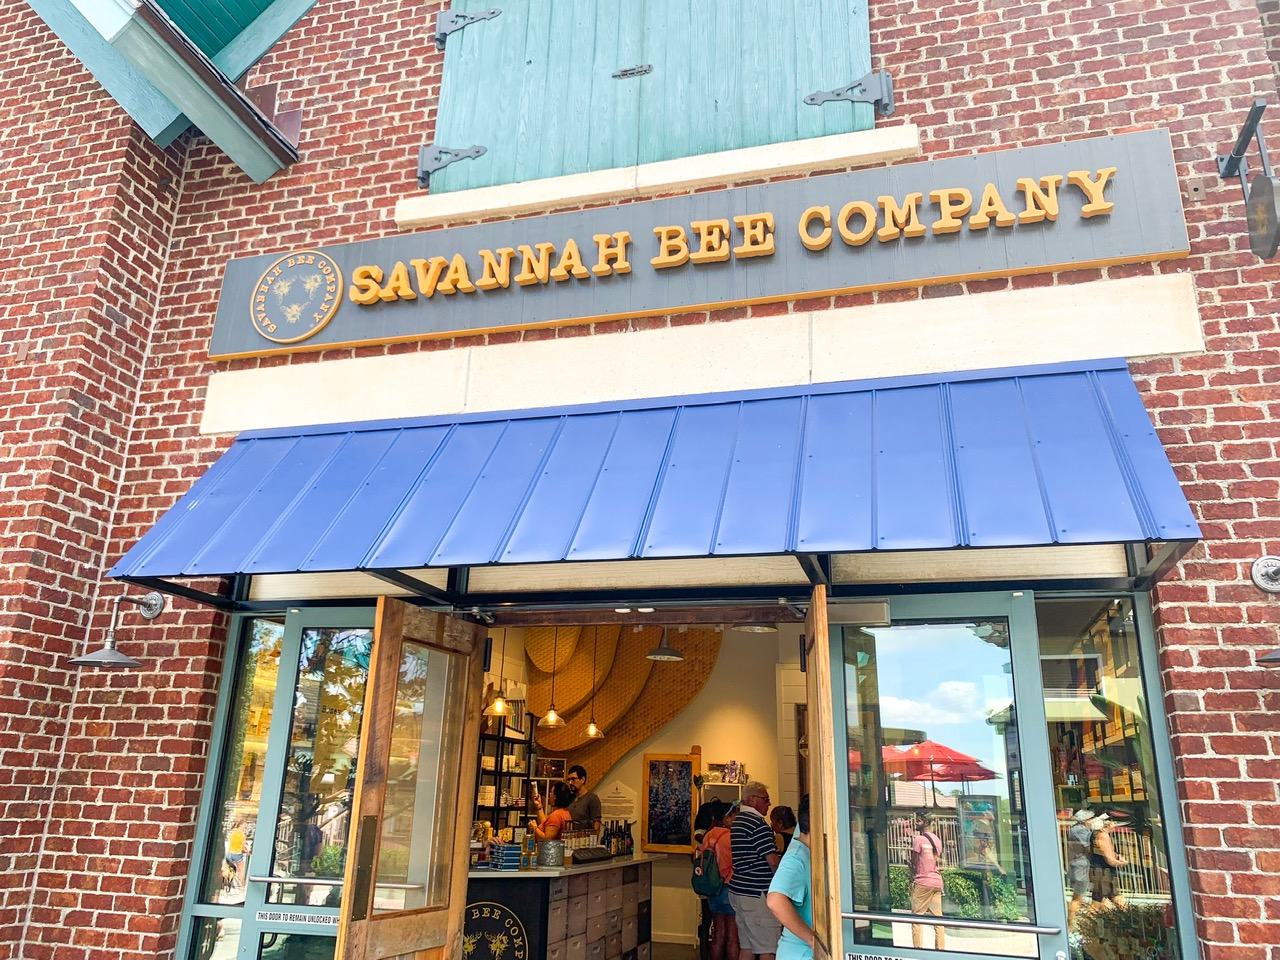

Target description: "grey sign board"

left=210, top=129, right=1188, bottom=359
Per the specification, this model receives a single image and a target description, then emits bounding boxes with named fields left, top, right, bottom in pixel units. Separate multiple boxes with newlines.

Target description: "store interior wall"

left=480, top=623, right=797, bottom=945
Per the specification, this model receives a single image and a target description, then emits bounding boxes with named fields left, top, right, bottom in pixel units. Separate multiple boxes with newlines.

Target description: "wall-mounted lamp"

left=69, top=591, right=166, bottom=670
left=1259, top=648, right=1280, bottom=666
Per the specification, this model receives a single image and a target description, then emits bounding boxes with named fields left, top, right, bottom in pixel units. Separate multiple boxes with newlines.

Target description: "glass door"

left=181, top=607, right=376, bottom=960
left=833, top=591, right=1070, bottom=960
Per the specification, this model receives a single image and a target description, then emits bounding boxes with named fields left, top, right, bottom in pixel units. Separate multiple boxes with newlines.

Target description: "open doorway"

left=470, top=616, right=810, bottom=956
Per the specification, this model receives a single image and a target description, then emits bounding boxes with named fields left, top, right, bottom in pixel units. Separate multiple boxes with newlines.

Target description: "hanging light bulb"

left=645, top=626, right=684, bottom=662
left=483, top=628, right=512, bottom=717
left=585, top=625, right=605, bottom=739
left=539, top=625, right=566, bottom=728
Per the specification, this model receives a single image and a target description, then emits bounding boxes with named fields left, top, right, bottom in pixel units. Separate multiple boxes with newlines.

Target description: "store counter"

left=464, top=853, right=663, bottom=960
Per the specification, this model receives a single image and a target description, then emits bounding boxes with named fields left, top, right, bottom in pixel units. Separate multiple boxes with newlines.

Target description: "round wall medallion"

left=1250, top=555, right=1280, bottom=593
left=250, top=249, right=344, bottom=344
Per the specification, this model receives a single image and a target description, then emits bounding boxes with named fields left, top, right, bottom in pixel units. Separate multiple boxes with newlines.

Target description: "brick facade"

left=1, top=0, right=1278, bottom=958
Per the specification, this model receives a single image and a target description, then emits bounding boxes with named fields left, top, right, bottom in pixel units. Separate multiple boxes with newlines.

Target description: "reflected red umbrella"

left=896, top=740, right=979, bottom=765
left=848, top=745, right=912, bottom=769
left=913, top=760, right=1000, bottom=784
left=893, top=741, right=981, bottom=805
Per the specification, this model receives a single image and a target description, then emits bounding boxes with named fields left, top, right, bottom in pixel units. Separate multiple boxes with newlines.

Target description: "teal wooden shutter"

left=429, top=0, right=873, bottom=194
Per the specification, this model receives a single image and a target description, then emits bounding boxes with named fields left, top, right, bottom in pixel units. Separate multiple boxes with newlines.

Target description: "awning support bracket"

left=797, top=553, right=832, bottom=587
left=366, top=569, right=457, bottom=607
left=120, top=576, right=239, bottom=612
left=1131, top=541, right=1195, bottom=591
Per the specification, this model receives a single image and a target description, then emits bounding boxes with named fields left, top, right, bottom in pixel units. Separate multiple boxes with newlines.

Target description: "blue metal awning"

left=110, top=359, right=1199, bottom=582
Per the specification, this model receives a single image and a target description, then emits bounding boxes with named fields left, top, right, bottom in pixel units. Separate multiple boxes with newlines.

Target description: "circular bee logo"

left=463, top=901, right=527, bottom=959
left=250, top=250, right=344, bottom=344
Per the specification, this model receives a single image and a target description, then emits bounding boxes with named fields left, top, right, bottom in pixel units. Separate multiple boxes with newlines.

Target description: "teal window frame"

left=828, top=589, right=1199, bottom=960
left=175, top=604, right=376, bottom=959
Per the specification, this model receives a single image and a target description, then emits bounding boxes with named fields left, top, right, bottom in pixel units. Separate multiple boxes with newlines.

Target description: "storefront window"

left=1037, top=598, right=1181, bottom=960
left=188, top=916, right=240, bottom=960
left=201, top=618, right=285, bottom=906
left=373, top=641, right=467, bottom=913
left=843, top=619, right=1039, bottom=957
left=267, top=626, right=373, bottom=907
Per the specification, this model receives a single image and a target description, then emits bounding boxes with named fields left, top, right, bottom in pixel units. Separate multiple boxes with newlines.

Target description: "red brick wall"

left=3, top=0, right=1279, bottom=958
left=0, top=4, right=214, bottom=959
left=1259, top=0, right=1280, bottom=88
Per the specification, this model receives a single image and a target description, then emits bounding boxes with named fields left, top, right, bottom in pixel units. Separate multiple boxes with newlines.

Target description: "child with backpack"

left=693, top=800, right=740, bottom=960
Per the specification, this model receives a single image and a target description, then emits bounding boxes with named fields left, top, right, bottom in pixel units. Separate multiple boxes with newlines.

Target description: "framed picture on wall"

left=641, top=751, right=701, bottom=854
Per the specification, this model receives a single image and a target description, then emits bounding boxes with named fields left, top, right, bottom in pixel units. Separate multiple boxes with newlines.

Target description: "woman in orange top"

left=697, top=801, right=739, bottom=960
left=530, top=781, right=576, bottom=841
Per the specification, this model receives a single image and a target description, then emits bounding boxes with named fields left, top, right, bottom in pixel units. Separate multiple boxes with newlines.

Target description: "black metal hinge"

left=417, top=144, right=487, bottom=188
left=435, top=7, right=500, bottom=49
left=804, top=70, right=895, bottom=117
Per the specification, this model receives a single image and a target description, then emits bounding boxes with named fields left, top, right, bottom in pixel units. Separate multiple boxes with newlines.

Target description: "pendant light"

left=538, top=626, right=566, bottom=727
left=645, top=626, right=684, bottom=662
left=482, top=628, right=511, bottom=718
left=585, top=625, right=605, bottom=739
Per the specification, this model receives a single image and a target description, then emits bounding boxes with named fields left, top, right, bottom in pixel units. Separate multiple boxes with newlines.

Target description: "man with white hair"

left=728, top=781, right=782, bottom=960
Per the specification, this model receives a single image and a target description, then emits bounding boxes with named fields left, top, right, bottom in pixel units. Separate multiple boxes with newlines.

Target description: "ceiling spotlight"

left=637, top=607, right=655, bottom=614
left=646, top=627, right=684, bottom=662
left=734, top=623, right=779, bottom=634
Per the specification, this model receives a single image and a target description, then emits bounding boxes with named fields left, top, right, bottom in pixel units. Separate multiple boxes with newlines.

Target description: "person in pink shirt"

left=909, top=812, right=946, bottom=950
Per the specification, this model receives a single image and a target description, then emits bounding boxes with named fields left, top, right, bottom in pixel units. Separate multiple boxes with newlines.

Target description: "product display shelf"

left=474, top=713, right=537, bottom=834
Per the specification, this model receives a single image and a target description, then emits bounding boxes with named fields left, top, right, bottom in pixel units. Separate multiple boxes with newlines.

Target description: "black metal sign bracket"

left=1217, top=98, right=1271, bottom=201
left=1218, top=98, right=1280, bottom=259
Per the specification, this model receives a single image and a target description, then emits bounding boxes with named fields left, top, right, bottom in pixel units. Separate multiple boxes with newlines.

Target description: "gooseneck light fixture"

left=69, top=590, right=167, bottom=670
left=538, top=626, right=566, bottom=728
left=482, top=628, right=511, bottom=718
left=585, top=625, right=605, bottom=739
left=645, top=626, right=684, bottom=662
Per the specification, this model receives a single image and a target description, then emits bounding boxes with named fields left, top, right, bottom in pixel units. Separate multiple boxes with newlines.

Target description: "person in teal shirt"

left=766, top=795, right=814, bottom=959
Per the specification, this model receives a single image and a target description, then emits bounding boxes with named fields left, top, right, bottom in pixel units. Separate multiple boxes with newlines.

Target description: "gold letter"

left=1017, top=175, right=1064, bottom=224
left=651, top=226, right=690, bottom=269
left=689, top=219, right=732, bottom=263
left=409, top=257, right=449, bottom=297
left=967, top=184, right=1018, bottom=231
left=515, top=243, right=557, bottom=286
left=1067, top=167, right=1117, bottom=218
left=379, top=261, right=415, bottom=301
left=877, top=194, right=926, bottom=242
left=799, top=206, right=832, bottom=251
left=592, top=232, right=632, bottom=276
left=476, top=248, right=516, bottom=290
left=733, top=213, right=776, bottom=259
left=929, top=188, right=973, bottom=235
left=837, top=201, right=876, bottom=246
left=349, top=265, right=383, bottom=305
left=436, top=253, right=476, bottom=294
left=550, top=239, right=592, bottom=281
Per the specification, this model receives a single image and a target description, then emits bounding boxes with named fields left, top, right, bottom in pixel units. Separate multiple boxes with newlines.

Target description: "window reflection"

left=202, top=619, right=285, bottom=906
left=1038, top=598, right=1181, bottom=960
left=374, top=642, right=466, bottom=914
left=269, top=627, right=373, bottom=907
left=843, top=619, right=1037, bottom=957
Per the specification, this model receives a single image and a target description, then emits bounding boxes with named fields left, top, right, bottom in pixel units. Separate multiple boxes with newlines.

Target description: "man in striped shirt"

left=727, top=781, right=783, bottom=959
